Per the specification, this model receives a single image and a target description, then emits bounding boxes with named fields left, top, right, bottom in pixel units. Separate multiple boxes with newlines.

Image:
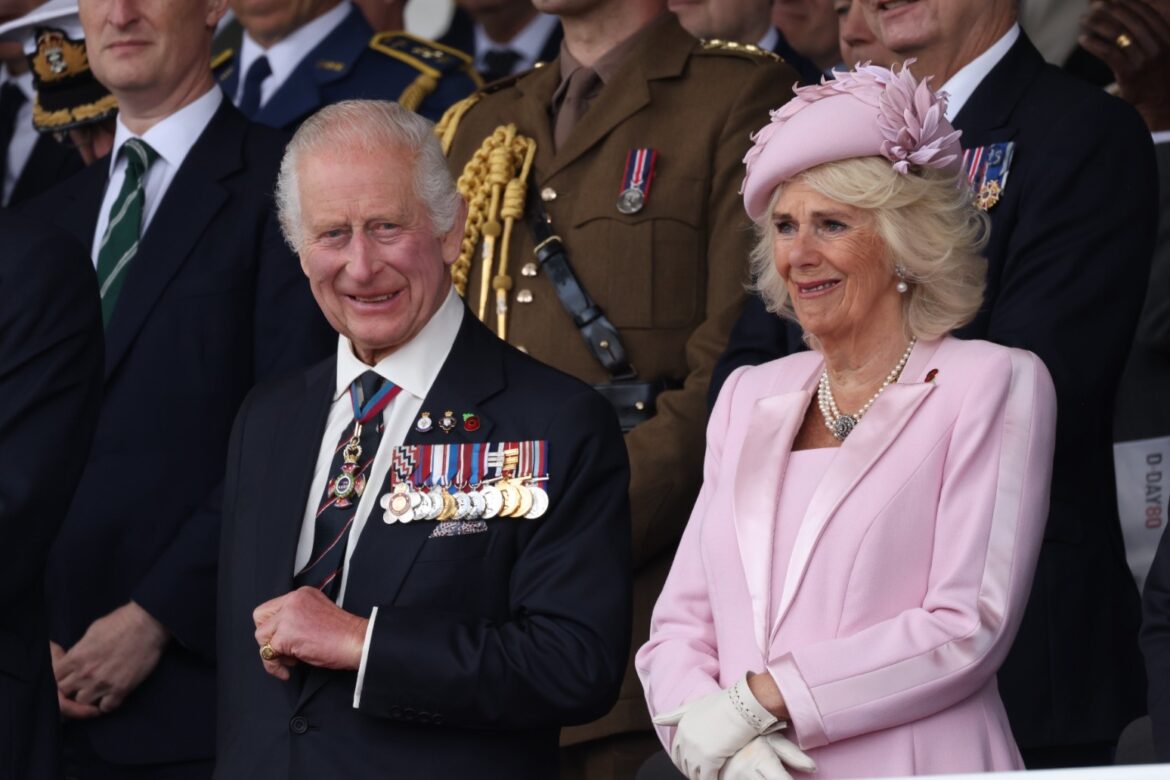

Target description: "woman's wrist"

left=747, top=671, right=790, bottom=721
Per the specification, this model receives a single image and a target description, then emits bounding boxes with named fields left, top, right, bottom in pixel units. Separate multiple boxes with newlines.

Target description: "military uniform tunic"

left=444, top=13, right=796, bottom=744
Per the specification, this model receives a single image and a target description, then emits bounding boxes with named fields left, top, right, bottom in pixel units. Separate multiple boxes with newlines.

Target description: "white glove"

left=720, top=733, right=817, bottom=779
left=653, top=675, right=783, bottom=780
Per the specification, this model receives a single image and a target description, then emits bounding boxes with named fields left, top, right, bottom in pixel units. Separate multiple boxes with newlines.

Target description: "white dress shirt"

left=293, top=287, right=463, bottom=705
left=2, top=68, right=38, bottom=206
left=941, top=24, right=1020, bottom=121
left=236, top=0, right=351, bottom=110
left=90, top=86, right=222, bottom=265
left=473, top=12, right=559, bottom=75
left=757, top=27, right=780, bottom=53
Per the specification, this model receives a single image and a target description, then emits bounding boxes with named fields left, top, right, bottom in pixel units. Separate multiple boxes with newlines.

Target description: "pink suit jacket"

left=636, top=336, right=1058, bottom=777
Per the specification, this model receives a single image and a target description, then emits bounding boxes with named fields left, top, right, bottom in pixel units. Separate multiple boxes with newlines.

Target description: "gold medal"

left=514, top=481, right=534, bottom=517
left=499, top=480, right=521, bottom=517
left=438, top=490, right=457, bottom=520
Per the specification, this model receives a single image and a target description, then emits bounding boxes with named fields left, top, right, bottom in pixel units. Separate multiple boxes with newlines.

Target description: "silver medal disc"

left=468, top=489, right=487, bottom=519
left=616, top=187, right=644, bottom=215
left=525, top=486, right=550, bottom=519
left=453, top=491, right=472, bottom=520
left=482, top=484, right=504, bottom=519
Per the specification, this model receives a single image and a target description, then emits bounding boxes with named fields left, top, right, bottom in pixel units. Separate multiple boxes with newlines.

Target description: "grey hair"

left=275, top=100, right=462, bottom=252
left=749, top=156, right=989, bottom=347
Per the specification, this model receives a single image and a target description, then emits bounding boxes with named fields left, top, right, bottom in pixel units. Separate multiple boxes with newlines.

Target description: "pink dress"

left=771, top=448, right=837, bottom=626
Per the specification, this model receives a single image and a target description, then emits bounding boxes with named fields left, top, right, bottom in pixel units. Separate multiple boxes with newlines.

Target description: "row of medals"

left=379, top=477, right=549, bottom=524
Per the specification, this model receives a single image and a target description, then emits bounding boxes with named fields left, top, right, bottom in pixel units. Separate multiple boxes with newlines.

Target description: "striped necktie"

left=295, top=371, right=401, bottom=599
left=96, top=138, right=158, bottom=325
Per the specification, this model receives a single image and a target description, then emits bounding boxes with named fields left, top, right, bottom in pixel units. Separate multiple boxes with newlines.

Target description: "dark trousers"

left=1021, top=741, right=1116, bottom=770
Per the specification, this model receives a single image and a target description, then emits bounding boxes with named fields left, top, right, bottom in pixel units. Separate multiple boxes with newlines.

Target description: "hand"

left=252, top=587, right=369, bottom=681
left=720, top=734, right=817, bottom=780
left=653, top=676, right=781, bottom=780
left=1079, top=0, right=1170, bottom=131
left=50, top=641, right=100, bottom=719
left=54, top=602, right=169, bottom=716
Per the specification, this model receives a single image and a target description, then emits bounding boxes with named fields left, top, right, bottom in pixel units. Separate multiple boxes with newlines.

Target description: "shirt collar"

left=109, top=85, right=222, bottom=175
left=557, top=11, right=667, bottom=87
left=941, top=23, right=1019, bottom=121
left=757, top=27, right=780, bottom=53
left=239, top=0, right=351, bottom=93
left=474, top=12, right=558, bottom=71
left=333, top=285, right=465, bottom=402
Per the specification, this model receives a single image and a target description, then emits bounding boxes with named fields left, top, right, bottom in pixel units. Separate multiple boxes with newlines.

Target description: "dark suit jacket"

left=438, top=7, right=563, bottom=76
left=28, top=99, right=332, bottom=765
left=1116, top=142, right=1170, bottom=442
left=6, top=133, right=83, bottom=208
left=771, top=28, right=821, bottom=87
left=214, top=5, right=478, bottom=130
left=709, top=32, right=1158, bottom=748
left=0, top=214, right=102, bottom=780
left=216, top=308, right=632, bottom=779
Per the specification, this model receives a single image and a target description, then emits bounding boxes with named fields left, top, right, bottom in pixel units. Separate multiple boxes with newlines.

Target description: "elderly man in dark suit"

left=216, top=99, right=631, bottom=779
left=709, top=0, right=1158, bottom=769
left=26, top=0, right=332, bottom=775
left=0, top=214, right=102, bottom=780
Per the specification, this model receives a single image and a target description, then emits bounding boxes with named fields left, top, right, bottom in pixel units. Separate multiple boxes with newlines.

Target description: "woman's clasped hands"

left=653, top=674, right=816, bottom=780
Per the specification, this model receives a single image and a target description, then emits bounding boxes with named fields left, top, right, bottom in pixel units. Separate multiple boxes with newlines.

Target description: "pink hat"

left=741, top=62, right=963, bottom=220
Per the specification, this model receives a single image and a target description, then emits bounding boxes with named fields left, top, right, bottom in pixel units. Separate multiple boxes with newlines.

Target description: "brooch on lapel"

left=379, top=440, right=550, bottom=524
left=962, top=141, right=1014, bottom=211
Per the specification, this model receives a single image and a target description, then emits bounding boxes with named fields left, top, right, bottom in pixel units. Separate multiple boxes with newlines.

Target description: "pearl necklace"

left=817, top=338, right=916, bottom=441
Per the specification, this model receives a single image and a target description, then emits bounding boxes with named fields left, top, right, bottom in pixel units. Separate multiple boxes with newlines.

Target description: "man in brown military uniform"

left=440, top=0, right=795, bottom=775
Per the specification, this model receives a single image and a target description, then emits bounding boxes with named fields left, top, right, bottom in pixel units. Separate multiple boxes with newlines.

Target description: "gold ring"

left=1116, top=33, right=1133, bottom=49
left=259, top=643, right=277, bottom=661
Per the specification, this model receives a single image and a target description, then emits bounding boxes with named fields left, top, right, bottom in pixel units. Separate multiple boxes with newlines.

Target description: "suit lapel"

left=770, top=340, right=942, bottom=640
left=103, top=102, right=244, bottom=380
left=10, top=135, right=81, bottom=205
left=544, top=16, right=692, bottom=179
left=732, top=387, right=810, bottom=656
left=952, top=32, right=1044, bottom=145
left=255, top=7, right=372, bottom=129
left=55, top=158, right=106, bottom=249
left=258, top=359, right=335, bottom=602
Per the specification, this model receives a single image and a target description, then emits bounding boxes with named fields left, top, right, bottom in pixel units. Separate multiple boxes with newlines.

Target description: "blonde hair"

left=749, top=157, right=989, bottom=344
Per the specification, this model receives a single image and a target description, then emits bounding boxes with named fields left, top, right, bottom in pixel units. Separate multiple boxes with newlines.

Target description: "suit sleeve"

left=766, top=351, right=1056, bottom=749
left=636, top=366, right=747, bottom=750
left=625, top=62, right=794, bottom=571
left=1136, top=143, right=1170, bottom=355
left=131, top=185, right=331, bottom=659
left=355, top=387, right=633, bottom=727
left=0, top=223, right=103, bottom=628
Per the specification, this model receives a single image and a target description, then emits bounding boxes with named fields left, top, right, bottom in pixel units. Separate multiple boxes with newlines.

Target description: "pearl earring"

left=895, top=264, right=909, bottom=294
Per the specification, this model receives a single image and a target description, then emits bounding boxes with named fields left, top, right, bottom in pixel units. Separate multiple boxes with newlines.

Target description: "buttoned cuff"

left=352, top=606, right=379, bottom=708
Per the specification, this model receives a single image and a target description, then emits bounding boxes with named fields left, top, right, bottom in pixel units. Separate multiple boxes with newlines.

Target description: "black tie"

left=238, top=56, right=271, bottom=118
left=481, top=49, right=521, bottom=83
left=0, top=83, right=27, bottom=192
left=295, top=371, right=393, bottom=599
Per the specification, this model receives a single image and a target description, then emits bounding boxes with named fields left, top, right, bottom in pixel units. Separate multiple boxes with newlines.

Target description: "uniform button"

left=289, top=716, right=308, bottom=734
left=389, top=705, right=402, bottom=718
left=540, top=187, right=557, bottom=202
left=521, top=262, right=539, bottom=277
left=404, top=707, right=417, bottom=719
left=516, top=289, right=533, bottom=304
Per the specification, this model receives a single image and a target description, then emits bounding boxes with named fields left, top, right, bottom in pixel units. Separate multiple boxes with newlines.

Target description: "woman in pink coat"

left=636, top=64, right=1058, bottom=780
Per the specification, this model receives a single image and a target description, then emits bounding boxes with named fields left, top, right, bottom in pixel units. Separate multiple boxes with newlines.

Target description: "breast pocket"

left=569, top=175, right=705, bottom=330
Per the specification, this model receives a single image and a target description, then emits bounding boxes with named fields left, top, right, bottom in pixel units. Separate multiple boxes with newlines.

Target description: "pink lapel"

left=770, top=339, right=943, bottom=640
left=731, top=361, right=819, bottom=655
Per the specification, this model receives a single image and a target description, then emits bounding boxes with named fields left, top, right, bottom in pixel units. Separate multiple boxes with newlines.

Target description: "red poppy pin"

left=925, top=368, right=938, bottom=383
left=462, top=412, right=481, bottom=432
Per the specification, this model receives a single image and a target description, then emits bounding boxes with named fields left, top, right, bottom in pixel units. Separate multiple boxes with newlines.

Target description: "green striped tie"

left=96, top=138, right=159, bottom=325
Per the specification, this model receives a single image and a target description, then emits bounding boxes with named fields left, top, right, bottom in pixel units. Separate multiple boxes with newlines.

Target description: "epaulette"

left=369, top=32, right=481, bottom=82
left=697, top=38, right=781, bottom=62
left=210, top=48, right=233, bottom=71
left=370, top=32, right=483, bottom=112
